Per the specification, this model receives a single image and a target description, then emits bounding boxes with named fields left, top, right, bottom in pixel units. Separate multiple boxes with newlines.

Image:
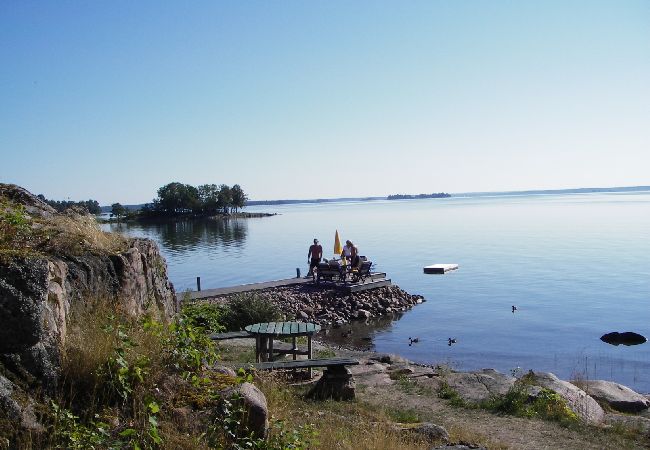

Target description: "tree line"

left=137, top=182, right=248, bottom=218
left=37, top=195, right=102, bottom=214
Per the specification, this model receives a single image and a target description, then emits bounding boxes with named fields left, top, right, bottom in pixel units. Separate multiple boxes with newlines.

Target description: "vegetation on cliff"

left=0, top=184, right=127, bottom=260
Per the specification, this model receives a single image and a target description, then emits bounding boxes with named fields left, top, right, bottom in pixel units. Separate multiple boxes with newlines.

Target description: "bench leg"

left=308, top=336, right=313, bottom=378
left=292, top=337, right=297, bottom=361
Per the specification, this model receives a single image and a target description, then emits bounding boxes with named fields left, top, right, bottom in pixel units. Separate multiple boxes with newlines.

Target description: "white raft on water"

left=423, top=263, right=459, bottom=274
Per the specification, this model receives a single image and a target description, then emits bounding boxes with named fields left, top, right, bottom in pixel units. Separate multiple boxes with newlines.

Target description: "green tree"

left=197, top=184, right=219, bottom=214
left=83, top=200, right=101, bottom=214
left=156, top=182, right=199, bottom=214
left=111, top=203, right=127, bottom=220
left=230, top=184, right=247, bottom=213
left=216, top=184, right=232, bottom=214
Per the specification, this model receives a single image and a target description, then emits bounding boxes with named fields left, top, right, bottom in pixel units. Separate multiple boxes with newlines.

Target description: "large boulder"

left=220, top=382, right=269, bottom=439
left=573, top=380, right=650, bottom=413
left=444, top=369, right=516, bottom=403
left=529, top=372, right=604, bottom=424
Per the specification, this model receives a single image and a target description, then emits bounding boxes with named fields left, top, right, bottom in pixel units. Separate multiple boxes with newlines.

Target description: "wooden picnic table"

left=244, top=322, right=321, bottom=369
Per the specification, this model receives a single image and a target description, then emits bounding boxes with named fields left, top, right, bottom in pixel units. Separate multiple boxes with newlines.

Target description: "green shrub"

left=181, top=302, right=225, bottom=333
left=482, top=384, right=578, bottom=425
left=437, top=381, right=466, bottom=407
left=387, top=408, right=420, bottom=424
left=220, top=294, right=281, bottom=331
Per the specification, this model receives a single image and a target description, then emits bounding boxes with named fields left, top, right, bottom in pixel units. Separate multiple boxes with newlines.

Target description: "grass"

left=255, top=376, right=431, bottom=450
left=315, top=348, right=336, bottom=359
left=391, top=374, right=431, bottom=396
left=386, top=407, right=420, bottom=424
left=437, top=381, right=467, bottom=407
left=0, top=196, right=127, bottom=260
left=436, top=376, right=579, bottom=427
left=28, top=299, right=245, bottom=449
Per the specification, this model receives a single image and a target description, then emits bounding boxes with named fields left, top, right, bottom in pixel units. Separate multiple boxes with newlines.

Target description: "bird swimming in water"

left=512, top=305, right=517, bottom=313
left=448, top=338, right=457, bottom=346
left=409, top=337, right=419, bottom=346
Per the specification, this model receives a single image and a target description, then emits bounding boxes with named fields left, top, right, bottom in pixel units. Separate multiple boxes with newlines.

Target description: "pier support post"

left=296, top=268, right=301, bottom=278
left=196, top=276, right=201, bottom=292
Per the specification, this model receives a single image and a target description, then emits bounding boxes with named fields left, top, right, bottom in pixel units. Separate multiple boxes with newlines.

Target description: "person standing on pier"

left=307, top=238, right=323, bottom=278
left=343, top=240, right=360, bottom=267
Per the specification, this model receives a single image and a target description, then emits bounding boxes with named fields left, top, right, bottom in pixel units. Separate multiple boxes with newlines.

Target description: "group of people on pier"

left=307, top=238, right=360, bottom=278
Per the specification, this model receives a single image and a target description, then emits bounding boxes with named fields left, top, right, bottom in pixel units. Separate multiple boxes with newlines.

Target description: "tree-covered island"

left=107, top=182, right=274, bottom=222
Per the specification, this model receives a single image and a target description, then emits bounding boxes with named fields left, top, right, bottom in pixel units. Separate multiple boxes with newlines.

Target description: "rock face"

left=529, top=372, right=605, bottom=424
left=0, top=184, right=177, bottom=391
left=0, top=374, right=43, bottom=433
left=0, top=240, right=176, bottom=390
left=573, top=380, right=650, bottom=413
left=445, top=369, right=516, bottom=403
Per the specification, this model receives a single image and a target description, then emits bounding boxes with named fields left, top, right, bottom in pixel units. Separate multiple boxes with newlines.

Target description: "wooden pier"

left=178, top=272, right=391, bottom=301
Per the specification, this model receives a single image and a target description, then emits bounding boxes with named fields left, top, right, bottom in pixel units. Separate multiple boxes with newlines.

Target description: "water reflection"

left=106, top=218, right=248, bottom=253
left=317, top=313, right=405, bottom=351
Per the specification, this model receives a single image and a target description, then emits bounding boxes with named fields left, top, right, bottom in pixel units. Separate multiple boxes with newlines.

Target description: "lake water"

left=104, top=192, right=650, bottom=391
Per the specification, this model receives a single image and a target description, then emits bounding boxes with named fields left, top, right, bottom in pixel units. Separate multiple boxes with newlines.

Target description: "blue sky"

left=1, top=1, right=649, bottom=204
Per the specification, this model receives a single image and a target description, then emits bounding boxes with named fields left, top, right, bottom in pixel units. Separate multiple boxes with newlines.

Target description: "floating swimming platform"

left=423, top=264, right=459, bottom=274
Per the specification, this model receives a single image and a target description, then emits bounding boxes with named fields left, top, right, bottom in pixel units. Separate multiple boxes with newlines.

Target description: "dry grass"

left=255, top=374, right=432, bottom=450
left=43, top=212, right=128, bottom=256
left=0, top=194, right=128, bottom=258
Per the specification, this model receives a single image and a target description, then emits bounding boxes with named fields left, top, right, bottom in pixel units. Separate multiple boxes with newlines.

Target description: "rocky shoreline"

left=201, top=283, right=425, bottom=326
left=204, top=281, right=650, bottom=434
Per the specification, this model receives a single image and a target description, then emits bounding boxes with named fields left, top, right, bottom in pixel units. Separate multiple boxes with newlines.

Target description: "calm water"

left=104, top=192, right=650, bottom=391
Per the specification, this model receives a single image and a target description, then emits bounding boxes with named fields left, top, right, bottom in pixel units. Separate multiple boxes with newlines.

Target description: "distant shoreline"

left=98, top=211, right=277, bottom=224
left=101, top=184, right=650, bottom=211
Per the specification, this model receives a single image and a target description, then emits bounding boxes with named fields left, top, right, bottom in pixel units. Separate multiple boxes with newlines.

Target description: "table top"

left=245, top=321, right=321, bottom=337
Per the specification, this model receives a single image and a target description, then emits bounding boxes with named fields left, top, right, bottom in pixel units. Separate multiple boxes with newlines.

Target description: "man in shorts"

left=307, top=238, right=323, bottom=278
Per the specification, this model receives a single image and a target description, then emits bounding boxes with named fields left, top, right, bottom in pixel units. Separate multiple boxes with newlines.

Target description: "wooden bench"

left=236, top=357, right=358, bottom=371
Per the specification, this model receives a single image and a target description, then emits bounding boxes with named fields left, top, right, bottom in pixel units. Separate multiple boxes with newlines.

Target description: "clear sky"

left=1, top=1, right=649, bottom=204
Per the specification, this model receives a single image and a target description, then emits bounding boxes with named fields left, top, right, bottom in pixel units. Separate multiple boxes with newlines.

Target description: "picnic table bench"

left=237, top=357, right=358, bottom=371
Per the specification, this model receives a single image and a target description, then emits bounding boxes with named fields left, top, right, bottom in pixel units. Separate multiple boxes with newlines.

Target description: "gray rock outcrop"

left=444, top=369, right=516, bottom=403
left=0, top=374, right=43, bottom=433
left=410, top=422, right=449, bottom=441
left=572, top=380, right=650, bottom=413
left=529, top=371, right=604, bottom=424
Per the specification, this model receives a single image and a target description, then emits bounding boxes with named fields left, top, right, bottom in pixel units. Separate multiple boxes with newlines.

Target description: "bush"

left=181, top=302, right=225, bottom=333
left=482, top=384, right=578, bottom=425
left=220, top=294, right=281, bottom=331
